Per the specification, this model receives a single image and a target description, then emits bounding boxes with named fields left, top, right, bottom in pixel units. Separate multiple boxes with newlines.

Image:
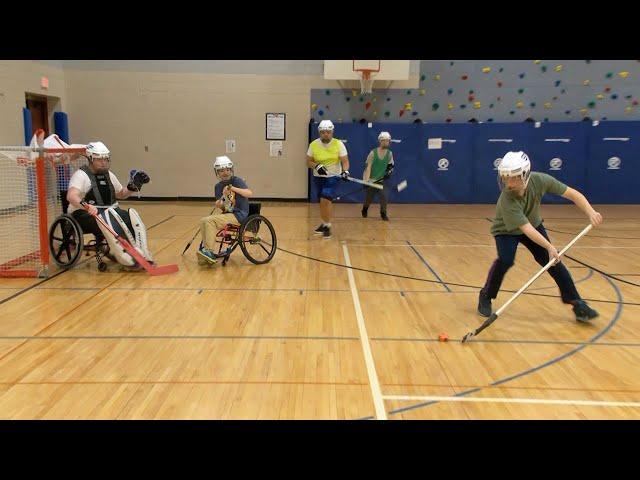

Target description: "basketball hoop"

left=356, top=69, right=378, bottom=95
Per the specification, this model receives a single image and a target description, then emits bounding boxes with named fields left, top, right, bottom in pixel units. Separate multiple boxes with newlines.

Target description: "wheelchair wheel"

left=49, top=214, right=84, bottom=268
left=238, top=214, right=277, bottom=265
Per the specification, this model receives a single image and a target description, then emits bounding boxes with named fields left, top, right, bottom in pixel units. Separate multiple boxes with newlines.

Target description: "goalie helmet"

left=497, top=151, right=532, bottom=190
left=213, top=155, right=234, bottom=179
left=86, top=141, right=110, bottom=161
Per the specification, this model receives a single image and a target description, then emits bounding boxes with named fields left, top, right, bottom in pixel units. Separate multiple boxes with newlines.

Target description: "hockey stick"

left=461, top=224, right=593, bottom=343
left=82, top=202, right=179, bottom=276
left=181, top=207, right=217, bottom=255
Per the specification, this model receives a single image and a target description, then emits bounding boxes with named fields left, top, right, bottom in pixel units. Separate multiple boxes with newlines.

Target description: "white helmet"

left=378, top=131, right=391, bottom=142
left=86, top=141, right=110, bottom=161
left=213, top=155, right=234, bottom=178
left=318, top=120, right=334, bottom=132
left=498, top=151, right=531, bottom=189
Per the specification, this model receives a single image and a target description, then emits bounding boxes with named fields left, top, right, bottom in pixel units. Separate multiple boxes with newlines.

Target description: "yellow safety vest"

left=309, top=138, right=342, bottom=167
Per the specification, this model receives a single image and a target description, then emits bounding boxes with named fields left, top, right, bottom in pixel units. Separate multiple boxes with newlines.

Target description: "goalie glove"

left=127, top=169, right=150, bottom=192
left=383, top=163, right=394, bottom=179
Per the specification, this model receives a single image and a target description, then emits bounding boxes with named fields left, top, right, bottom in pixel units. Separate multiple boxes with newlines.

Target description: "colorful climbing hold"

left=346, top=97, right=351, bottom=102
left=420, top=74, right=426, bottom=81
left=406, top=90, right=412, bottom=95
left=588, top=101, right=596, bottom=108
left=518, top=88, right=524, bottom=94
left=499, top=67, right=504, bottom=73
left=446, top=118, right=452, bottom=123
left=434, top=74, right=441, bottom=81
left=489, top=103, right=494, bottom=109
left=468, top=94, right=475, bottom=102
left=447, top=103, right=454, bottom=110
left=565, top=110, right=571, bottom=115
left=325, top=89, right=331, bottom=95
left=497, top=81, right=503, bottom=87
left=399, top=110, right=405, bottom=117
left=473, top=101, right=481, bottom=109
left=384, top=111, right=390, bottom=117
left=447, top=88, right=453, bottom=95
left=311, top=103, right=318, bottom=110
left=534, top=60, right=541, bottom=64
left=596, top=94, right=604, bottom=100
left=583, top=80, right=590, bottom=86
left=510, top=111, right=515, bottom=115
left=541, top=65, right=547, bottom=72
left=482, top=66, right=491, bottom=73
left=611, top=94, right=618, bottom=100
left=605, top=72, right=613, bottom=79
left=460, top=104, right=467, bottom=109
left=554, top=80, right=561, bottom=87
left=405, top=102, right=413, bottom=110
left=365, top=101, right=372, bottom=110
left=432, top=102, right=440, bottom=111
left=519, top=73, right=525, bottom=79
left=419, top=89, right=426, bottom=96
left=530, top=102, right=536, bottom=108
left=554, top=65, right=563, bottom=72
left=352, top=90, right=358, bottom=97
left=604, top=86, right=611, bottom=93
left=619, top=71, right=630, bottom=79
left=516, top=101, right=524, bottom=108
left=461, top=75, right=468, bottom=80
left=318, top=110, right=324, bottom=116
left=544, top=102, right=552, bottom=109
left=580, top=108, right=588, bottom=115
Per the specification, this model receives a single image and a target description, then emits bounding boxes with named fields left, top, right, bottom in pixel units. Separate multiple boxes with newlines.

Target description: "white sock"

left=324, top=223, right=331, bottom=228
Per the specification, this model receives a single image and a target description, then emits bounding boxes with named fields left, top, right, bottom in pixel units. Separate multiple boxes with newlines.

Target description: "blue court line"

left=406, top=241, right=452, bottom=292
left=386, top=272, right=624, bottom=417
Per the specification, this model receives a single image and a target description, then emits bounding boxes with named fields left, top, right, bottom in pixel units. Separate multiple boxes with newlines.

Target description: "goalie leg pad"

left=97, top=207, right=136, bottom=266
left=127, top=207, right=153, bottom=262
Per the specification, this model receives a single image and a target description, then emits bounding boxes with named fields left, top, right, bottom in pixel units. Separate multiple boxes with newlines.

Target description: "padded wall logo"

left=437, top=158, right=449, bottom=171
left=607, top=157, right=621, bottom=170
left=493, top=158, right=501, bottom=170
left=549, top=158, right=563, bottom=171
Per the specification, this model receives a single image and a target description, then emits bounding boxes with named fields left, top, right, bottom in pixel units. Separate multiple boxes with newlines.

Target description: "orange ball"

left=438, top=333, right=449, bottom=342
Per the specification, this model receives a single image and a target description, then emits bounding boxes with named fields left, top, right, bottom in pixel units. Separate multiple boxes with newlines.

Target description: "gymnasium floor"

left=0, top=201, right=639, bottom=419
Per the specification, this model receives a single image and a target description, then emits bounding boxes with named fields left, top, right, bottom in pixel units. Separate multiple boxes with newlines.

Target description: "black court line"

left=370, top=337, right=640, bottom=348
left=406, top=241, right=452, bottom=292
left=385, top=272, right=624, bottom=418
left=0, top=215, right=175, bottom=307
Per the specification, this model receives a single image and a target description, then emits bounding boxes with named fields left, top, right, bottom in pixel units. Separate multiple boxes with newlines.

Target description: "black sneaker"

left=323, top=226, right=332, bottom=239
left=314, top=224, right=327, bottom=235
left=361, top=208, right=368, bottom=218
left=478, top=291, right=492, bottom=317
left=573, top=300, right=599, bottom=323
left=381, top=212, right=389, bottom=221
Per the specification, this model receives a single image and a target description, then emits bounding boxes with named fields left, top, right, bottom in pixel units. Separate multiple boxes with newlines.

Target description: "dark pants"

left=363, top=179, right=389, bottom=214
left=480, top=223, right=580, bottom=304
left=71, top=208, right=133, bottom=244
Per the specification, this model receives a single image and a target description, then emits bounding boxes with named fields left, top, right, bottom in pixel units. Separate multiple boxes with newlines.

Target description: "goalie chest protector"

left=80, top=165, right=116, bottom=206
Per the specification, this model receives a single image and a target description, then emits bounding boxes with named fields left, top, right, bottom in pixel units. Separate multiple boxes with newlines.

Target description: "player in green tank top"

left=362, top=131, right=395, bottom=221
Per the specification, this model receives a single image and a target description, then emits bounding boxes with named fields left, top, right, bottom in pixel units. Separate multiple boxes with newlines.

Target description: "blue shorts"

left=313, top=175, right=339, bottom=201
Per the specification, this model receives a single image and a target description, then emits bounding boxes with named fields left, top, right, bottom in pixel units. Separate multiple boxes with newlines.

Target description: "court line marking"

left=406, top=241, right=451, bottom=292
left=348, top=244, right=640, bottom=249
left=382, top=395, right=640, bottom=409
left=342, top=243, right=387, bottom=420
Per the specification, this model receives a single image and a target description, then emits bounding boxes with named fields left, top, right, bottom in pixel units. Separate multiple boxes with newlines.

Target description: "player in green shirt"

left=478, top=151, right=603, bottom=323
left=362, top=131, right=394, bottom=221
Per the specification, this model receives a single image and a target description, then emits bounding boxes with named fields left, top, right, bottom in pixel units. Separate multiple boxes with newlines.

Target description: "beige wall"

left=0, top=60, right=67, bottom=145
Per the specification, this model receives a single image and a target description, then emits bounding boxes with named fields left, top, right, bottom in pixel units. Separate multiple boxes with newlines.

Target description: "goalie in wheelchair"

left=48, top=141, right=152, bottom=272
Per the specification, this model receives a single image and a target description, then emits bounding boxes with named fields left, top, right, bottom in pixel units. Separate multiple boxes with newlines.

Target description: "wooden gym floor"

left=0, top=201, right=639, bottom=419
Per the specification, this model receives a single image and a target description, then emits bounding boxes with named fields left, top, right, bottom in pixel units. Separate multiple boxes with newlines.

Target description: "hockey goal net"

left=0, top=132, right=87, bottom=277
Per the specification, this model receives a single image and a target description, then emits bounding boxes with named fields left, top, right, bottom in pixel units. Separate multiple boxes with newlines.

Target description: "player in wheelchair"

left=197, top=156, right=276, bottom=266
left=48, top=141, right=152, bottom=272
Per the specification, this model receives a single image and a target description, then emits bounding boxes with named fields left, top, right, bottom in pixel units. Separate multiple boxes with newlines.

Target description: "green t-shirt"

left=491, top=172, right=568, bottom=236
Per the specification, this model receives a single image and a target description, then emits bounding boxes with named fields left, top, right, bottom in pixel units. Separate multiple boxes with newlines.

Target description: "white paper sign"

left=428, top=138, right=442, bottom=150
left=270, top=141, right=283, bottom=157
left=266, top=113, right=286, bottom=140
left=225, top=139, right=236, bottom=153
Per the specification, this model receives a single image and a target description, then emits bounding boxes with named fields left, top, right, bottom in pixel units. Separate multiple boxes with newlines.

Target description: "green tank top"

left=370, top=148, right=391, bottom=181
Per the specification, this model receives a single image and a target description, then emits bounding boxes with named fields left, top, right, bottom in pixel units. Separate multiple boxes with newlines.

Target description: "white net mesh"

left=0, top=146, right=87, bottom=277
left=358, top=70, right=377, bottom=94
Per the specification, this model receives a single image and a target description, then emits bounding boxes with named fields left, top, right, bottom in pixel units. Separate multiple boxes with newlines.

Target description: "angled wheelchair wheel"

left=238, top=214, right=277, bottom=265
left=49, top=214, right=84, bottom=268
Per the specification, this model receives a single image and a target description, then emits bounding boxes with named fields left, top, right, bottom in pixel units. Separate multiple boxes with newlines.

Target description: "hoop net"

left=356, top=69, right=378, bottom=95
